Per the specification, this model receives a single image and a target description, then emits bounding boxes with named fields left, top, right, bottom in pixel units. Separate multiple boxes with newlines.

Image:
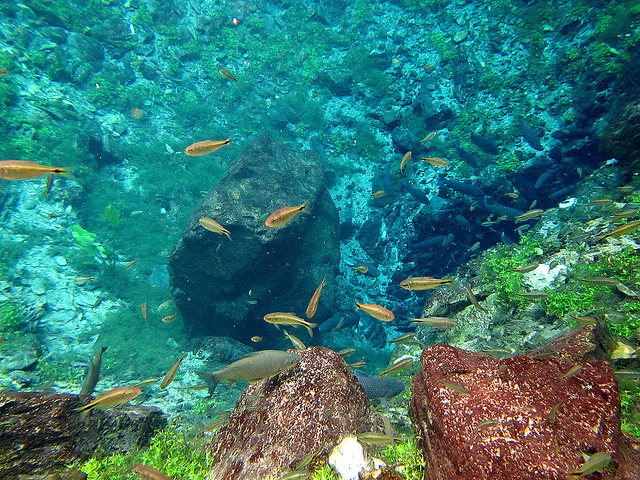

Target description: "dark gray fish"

left=80, top=346, right=108, bottom=396
left=471, top=134, right=499, bottom=155
left=483, top=196, right=524, bottom=219
left=534, top=167, right=559, bottom=189
left=318, top=313, right=359, bottom=332
left=409, top=235, right=447, bottom=251
left=400, top=177, right=430, bottom=205
left=354, top=370, right=405, bottom=399
left=453, top=142, right=478, bottom=167
left=197, top=350, right=301, bottom=396
left=548, top=184, right=575, bottom=199
left=551, top=126, right=592, bottom=139
left=441, top=178, right=484, bottom=197
left=518, top=118, right=543, bottom=151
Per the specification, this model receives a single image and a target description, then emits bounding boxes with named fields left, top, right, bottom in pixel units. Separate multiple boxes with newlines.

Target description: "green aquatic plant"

left=311, top=464, right=339, bottom=480
left=71, top=225, right=116, bottom=267
left=0, top=302, right=22, bottom=333
left=619, top=381, right=640, bottom=440
left=104, top=205, right=122, bottom=227
left=80, top=424, right=211, bottom=480
left=496, top=152, right=520, bottom=173
left=382, top=439, right=425, bottom=480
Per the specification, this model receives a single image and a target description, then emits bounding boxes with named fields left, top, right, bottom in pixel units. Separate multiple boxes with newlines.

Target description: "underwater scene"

left=1, top=0, right=640, bottom=478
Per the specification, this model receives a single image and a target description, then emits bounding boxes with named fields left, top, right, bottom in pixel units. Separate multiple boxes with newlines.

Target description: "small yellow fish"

left=505, top=192, right=519, bottom=199
left=284, top=330, right=306, bottom=351
left=440, top=380, right=469, bottom=394
left=75, top=386, right=142, bottom=418
left=198, top=217, right=232, bottom=240
left=515, top=209, right=545, bottom=223
left=125, top=259, right=139, bottom=270
left=399, top=276, right=454, bottom=290
left=264, top=312, right=318, bottom=337
left=251, top=336, right=262, bottom=343
left=141, top=302, right=148, bottom=325
left=160, top=354, right=186, bottom=389
left=380, top=357, right=414, bottom=376
left=336, top=347, right=356, bottom=357
left=421, top=156, right=449, bottom=167
left=265, top=202, right=309, bottom=227
left=511, top=263, right=539, bottom=273
left=0, top=160, right=76, bottom=181
left=355, top=301, right=395, bottom=322
left=465, top=286, right=489, bottom=313
left=516, top=291, right=549, bottom=299
left=420, top=131, right=437, bottom=143
left=306, top=276, right=326, bottom=319
left=400, top=151, right=412, bottom=173
left=371, top=190, right=386, bottom=198
left=600, top=220, right=640, bottom=240
left=412, top=316, right=457, bottom=329
left=184, top=137, right=232, bottom=156
left=349, top=361, right=367, bottom=368
left=219, top=69, right=238, bottom=81
left=161, top=313, right=176, bottom=323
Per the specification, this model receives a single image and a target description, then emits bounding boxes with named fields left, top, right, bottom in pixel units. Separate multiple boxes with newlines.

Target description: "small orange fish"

left=420, top=132, right=437, bottom=143
left=219, top=69, right=237, bottom=81
left=141, top=302, right=148, bottom=325
left=160, top=354, right=186, bottom=389
left=355, top=301, right=395, bottom=322
left=310, top=92, right=320, bottom=98
left=184, top=137, right=232, bottom=156
left=251, top=336, right=262, bottom=343
left=161, top=314, right=176, bottom=323
left=371, top=190, right=385, bottom=198
left=422, top=65, right=435, bottom=72
left=306, top=275, right=326, bottom=319
left=75, top=386, right=142, bottom=418
left=422, top=157, right=449, bottom=167
left=0, top=160, right=76, bottom=181
left=198, top=217, right=232, bottom=240
left=265, top=202, right=309, bottom=227
left=0, top=68, right=8, bottom=75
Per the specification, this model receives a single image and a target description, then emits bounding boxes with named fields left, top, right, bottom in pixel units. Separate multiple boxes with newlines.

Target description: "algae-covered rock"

left=169, top=133, right=339, bottom=344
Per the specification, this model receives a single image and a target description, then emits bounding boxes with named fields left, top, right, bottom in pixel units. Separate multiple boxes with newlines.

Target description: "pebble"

left=54, top=256, right=67, bottom=266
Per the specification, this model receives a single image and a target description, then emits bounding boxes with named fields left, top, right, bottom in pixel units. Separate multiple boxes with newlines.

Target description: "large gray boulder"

left=169, top=133, right=339, bottom=344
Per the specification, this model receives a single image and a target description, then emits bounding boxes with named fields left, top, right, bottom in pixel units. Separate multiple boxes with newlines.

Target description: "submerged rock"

left=207, top=346, right=372, bottom=480
left=169, top=133, right=339, bottom=344
left=410, top=343, right=640, bottom=480
left=0, top=391, right=166, bottom=478
left=601, top=99, right=640, bottom=165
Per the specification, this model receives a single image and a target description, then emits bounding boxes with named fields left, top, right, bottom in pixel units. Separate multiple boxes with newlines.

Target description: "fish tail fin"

left=305, top=322, right=318, bottom=337
left=55, top=166, right=77, bottom=181
left=225, top=231, right=232, bottom=241
left=197, top=371, right=220, bottom=397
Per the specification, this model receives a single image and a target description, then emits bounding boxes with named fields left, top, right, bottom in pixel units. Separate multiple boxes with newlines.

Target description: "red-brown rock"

left=410, top=344, right=640, bottom=480
left=208, top=346, right=372, bottom=480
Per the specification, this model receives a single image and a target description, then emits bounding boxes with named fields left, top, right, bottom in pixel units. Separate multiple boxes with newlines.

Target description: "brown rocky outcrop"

left=169, top=132, right=339, bottom=344
left=410, top=343, right=640, bottom=480
left=208, top=346, right=373, bottom=480
left=0, top=391, right=166, bottom=478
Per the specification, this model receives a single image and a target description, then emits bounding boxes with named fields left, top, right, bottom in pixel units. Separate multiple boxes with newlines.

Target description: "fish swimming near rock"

left=440, top=177, right=484, bottom=197
left=197, top=350, right=301, bottom=396
left=79, top=346, right=108, bottom=396
left=198, top=217, right=232, bottom=240
left=0, top=160, right=76, bottom=181
left=471, top=133, right=499, bottom=155
left=399, top=276, right=453, bottom=290
left=265, top=202, right=309, bottom=227
left=160, top=353, right=186, bottom=389
left=518, top=118, right=543, bottom=151
left=184, top=137, right=232, bottom=156
left=306, top=275, right=326, bottom=319
left=219, top=69, right=237, bottom=81
left=75, top=385, right=142, bottom=418
left=453, top=142, right=478, bottom=167
left=400, top=177, right=430, bottom=205
left=354, top=370, right=405, bottom=400
left=483, top=195, right=524, bottom=219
